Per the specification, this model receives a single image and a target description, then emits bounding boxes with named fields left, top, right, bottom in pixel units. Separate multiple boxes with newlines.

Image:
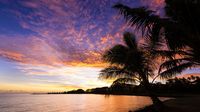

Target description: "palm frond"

left=159, top=62, right=194, bottom=79
left=123, top=32, right=137, bottom=49
left=152, top=50, right=189, bottom=59
left=99, top=66, right=134, bottom=79
left=145, top=23, right=164, bottom=50
left=158, top=58, right=192, bottom=74
left=113, top=4, right=160, bottom=34
left=164, top=22, right=189, bottom=50
left=112, top=78, right=137, bottom=85
left=103, top=44, right=128, bottom=65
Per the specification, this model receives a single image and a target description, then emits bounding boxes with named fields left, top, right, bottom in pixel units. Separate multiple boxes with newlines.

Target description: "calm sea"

left=0, top=94, right=168, bottom=112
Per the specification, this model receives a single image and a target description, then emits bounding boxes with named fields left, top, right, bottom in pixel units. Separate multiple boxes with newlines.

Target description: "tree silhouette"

left=113, top=0, right=200, bottom=83
left=99, top=32, right=164, bottom=108
left=158, top=0, right=200, bottom=77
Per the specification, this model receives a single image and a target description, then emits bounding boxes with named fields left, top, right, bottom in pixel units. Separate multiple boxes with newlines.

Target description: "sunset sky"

left=0, top=0, right=198, bottom=93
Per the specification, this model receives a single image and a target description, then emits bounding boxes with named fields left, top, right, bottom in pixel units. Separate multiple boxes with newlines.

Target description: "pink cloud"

left=0, top=0, right=165, bottom=67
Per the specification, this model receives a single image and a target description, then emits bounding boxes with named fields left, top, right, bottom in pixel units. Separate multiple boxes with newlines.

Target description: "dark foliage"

left=113, top=0, right=200, bottom=82
left=49, top=76, right=200, bottom=96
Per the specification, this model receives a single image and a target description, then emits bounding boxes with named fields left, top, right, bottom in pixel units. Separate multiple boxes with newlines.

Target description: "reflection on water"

left=0, top=94, right=167, bottom=112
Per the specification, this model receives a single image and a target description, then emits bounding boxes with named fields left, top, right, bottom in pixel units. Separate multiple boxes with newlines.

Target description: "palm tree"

left=158, top=0, right=200, bottom=76
left=113, top=0, right=200, bottom=80
left=99, top=32, right=163, bottom=107
left=113, top=0, right=200, bottom=50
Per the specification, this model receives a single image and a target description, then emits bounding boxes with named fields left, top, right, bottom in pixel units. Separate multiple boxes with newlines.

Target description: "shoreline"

left=45, top=92, right=200, bottom=98
left=133, top=95, right=200, bottom=112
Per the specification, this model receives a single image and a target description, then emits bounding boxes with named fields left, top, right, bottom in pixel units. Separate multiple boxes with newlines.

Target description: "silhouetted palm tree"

left=113, top=0, right=200, bottom=79
left=113, top=0, right=200, bottom=50
left=99, top=32, right=163, bottom=107
left=113, top=4, right=175, bottom=49
left=158, top=0, right=200, bottom=76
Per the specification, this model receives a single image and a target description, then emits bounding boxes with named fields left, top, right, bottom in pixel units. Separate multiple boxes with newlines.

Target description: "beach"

left=136, top=95, right=200, bottom=112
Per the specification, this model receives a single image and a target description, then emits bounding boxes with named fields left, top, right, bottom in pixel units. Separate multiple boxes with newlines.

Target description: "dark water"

left=0, top=94, right=168, bottom=112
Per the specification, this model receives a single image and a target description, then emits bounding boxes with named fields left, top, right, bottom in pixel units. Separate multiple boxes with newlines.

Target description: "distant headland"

left=47, top=76, right=200, bottom=97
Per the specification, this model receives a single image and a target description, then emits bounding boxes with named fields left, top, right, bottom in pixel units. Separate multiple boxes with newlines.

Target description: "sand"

left=134, top=95, right=200, bottom=112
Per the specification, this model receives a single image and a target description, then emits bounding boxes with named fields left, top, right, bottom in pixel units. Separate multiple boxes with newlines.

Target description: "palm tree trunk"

left=140, top=74, right=164, bottom=108
left=149, top=93, right=163, bottom=107
left=146, top=84, right=164, bottom=107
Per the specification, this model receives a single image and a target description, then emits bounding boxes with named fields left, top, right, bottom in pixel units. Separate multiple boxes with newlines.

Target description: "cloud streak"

left=0, top=0, right=165, bottom=91
left=0, top=0, right=165, bottom=67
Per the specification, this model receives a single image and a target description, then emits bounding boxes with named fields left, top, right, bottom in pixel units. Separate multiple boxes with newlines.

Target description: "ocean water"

left=0, top=94, right=166, bottom=112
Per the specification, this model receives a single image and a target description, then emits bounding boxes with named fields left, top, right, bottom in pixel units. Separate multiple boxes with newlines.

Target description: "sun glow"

left=0, top=61, right=111, bottom=93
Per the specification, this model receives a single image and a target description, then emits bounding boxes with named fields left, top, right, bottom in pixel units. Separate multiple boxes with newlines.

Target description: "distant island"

left=47, top=76, right=200, bottom=97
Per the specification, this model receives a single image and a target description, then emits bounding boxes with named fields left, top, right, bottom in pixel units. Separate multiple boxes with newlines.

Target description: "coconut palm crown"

left=99, top=32, right=154, bottom=83
left=113, top=1, right=200, bottom=80
left=99, top=32, right=164, bottom=106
